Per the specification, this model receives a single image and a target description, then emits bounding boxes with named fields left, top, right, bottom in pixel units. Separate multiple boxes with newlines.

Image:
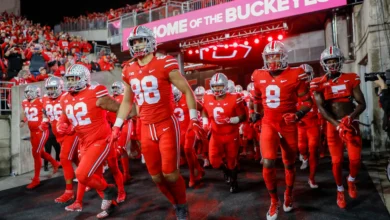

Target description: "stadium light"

left=224, top=44, right=228, bottom=49
left=205, top=48, right=209, bottom=52
left=277, top=34, right=283, bottom=40
left=267, top=36, right=273, bottom=42
left=254, top=38, right=260, bottom=44
left=195, top=49, right=199, bottom=54
left=244, top=40, right=249, bottom=46
left=233, top=42, right=238, bottom=47
left=188, top=50, right=193, bottom=55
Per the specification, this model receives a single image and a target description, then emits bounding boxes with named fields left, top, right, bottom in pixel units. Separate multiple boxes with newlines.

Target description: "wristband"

left=189, top=109, right=198, bottom=120
left=202, top=117, right=208, bottom=125
left=295, top=110, right=305, bottom=120
left=114, top=118, right=124, bottom=127
left=229, top=116, right=240, bottom=124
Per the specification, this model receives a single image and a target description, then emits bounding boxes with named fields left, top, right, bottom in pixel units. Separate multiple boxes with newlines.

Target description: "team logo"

left=199, top=44, right=252, bottom=61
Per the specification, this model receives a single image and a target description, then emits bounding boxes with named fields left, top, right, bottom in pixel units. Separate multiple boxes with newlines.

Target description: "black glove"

left=250, top=112, right=263, bottom=123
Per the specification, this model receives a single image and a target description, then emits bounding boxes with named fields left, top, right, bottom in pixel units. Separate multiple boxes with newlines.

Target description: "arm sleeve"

left=163, top=56, right=180, bottom=77
left=352, top=74, right=361, bottom=88
left=95, top=85, right=109, bottom=98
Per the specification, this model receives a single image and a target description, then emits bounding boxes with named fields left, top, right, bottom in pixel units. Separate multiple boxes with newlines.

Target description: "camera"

left=365, top=69, right=390, bottom=84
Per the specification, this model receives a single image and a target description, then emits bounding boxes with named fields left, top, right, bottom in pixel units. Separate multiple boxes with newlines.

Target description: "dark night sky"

left=20, top=0, right=140, bottom=27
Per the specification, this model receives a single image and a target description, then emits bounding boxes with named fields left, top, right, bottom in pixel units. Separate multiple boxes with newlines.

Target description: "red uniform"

left=122, top=55, right=186, bottom=206
left=203, top=92, right=246, bottom=169
left=22, top=98, right=58, bottom=182
left=173, top=95, right=203, bottom=186
left=122, top=55, right=181, bottom=175
left=310, top=73, right=362, bottom=185
left=297, top=91, right=319, bottom=182
left=60, top=85, right=111, bottom=191
left=252, top=67, right=307, bottom=164
left=42, top=94, right=79, bottom=181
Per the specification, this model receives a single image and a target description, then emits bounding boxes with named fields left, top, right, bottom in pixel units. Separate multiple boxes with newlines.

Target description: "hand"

left=340, top=116, right=352, bottom=128
left=374, top=75, right=387, bottom=89
left=19, top=121, right=25, bottom=128
left=337, top=123, right=352, bottom=142
left=57, top=122, right=69, bottom=135
left=188, top=119, right=206, bottom=140
left=202, top=123, right=210, bottom=135
left=215, top=115, right=231, bottom=124
left=250, top=112, right=263, bottom=123
left=282, top=113, right=298, bottom=125
left=39, top=118, right=49, bottom=131
left=107, top=126, right=121, bottom=144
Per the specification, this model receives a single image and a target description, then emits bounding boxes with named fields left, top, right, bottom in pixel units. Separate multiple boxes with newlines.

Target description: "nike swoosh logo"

left=149, top=69, right=155, bottom=73
left=163, top=127, right=170, bottom=132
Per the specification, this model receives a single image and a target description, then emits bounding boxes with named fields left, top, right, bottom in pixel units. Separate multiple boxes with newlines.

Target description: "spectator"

left=0, top=57, right=6, bottom=79
left=77, top=55, right=91, bottom=71
left=90, top=59, right=101, bottom=73
left=27, top=44, right=50, bottom=76
left=48, top=60, right=65, bottom=77
left=22, top=61, right=30, bottom=71
left=36, top=67, right=49, bottom=81
left=98, top=55, right=114, bottom=71
left=4, top=43, right=25, bottom=79
left=81, top=38, right=92, bottom=55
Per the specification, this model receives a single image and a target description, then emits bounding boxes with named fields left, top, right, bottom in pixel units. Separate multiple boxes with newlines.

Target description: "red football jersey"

left=60, top=85, right=111, bottom=147
left=297, top=91, right=318, bottom=121
left=173, top=95, right=190, bottom=131
left=251, top=67, right=308, bottom=120
left=122, top=55, right=179, bottom=124
left=42, top=93, right=65, bottom=142
left=311, top=73, right=360, bottom=102
left=106, top=94, right=123, bottom=125
left=203, top=92, right=246, bottom=135
left=22, top=98, right=44, bottom=131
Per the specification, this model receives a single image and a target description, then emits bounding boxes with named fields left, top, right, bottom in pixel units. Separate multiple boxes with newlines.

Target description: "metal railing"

left=0, top=81, right=15, bottom=114
left=56, top=0, right=232, bottom=34
left=94, top=44, right=112, bottom=59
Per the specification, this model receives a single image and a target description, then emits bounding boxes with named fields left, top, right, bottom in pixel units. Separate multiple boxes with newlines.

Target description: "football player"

left=42, top=77, right=79, bottom=203
left=20, top=85, right=60, bottom=189
left=57, top=64, right=121, bottom=218
left=202, top=73, right=246, bottom=193
left=311, top=46, right=366, bottom=209
left=173, top=85, right=205, bottom=187
left=251, top=41, right=312, bottom=220
left=297, top=64, right=319, bottom=189
left=112, top=25, right=204, bottom=219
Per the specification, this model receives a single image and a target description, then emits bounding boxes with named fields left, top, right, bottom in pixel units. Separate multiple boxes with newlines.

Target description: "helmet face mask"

left=127, top=26, right=157, bottom=58
left=324, top=58, right=341, bottom=74
left=320, top=46, right=344, bottom=74
left=24, top=85, right=41, bottom=100
left=45, top=76, right=63, bottom=98
left=64, top=64, right=91, bottom=92
left=210, top=73, right=228, bottom=97
left=111, top=81, right=124, bottom=95
left=299, top=64, right=314, bottom=81
left=262, top=41, right=288, bottom=71
left=194, top=86, right=205, bottom=101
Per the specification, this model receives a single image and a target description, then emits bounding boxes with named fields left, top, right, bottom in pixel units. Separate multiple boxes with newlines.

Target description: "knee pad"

left=263, top=159, right=275, bottom=168
left=163, top=171, right=179, bottom=183
left=151, top=173, right=163, bottom=183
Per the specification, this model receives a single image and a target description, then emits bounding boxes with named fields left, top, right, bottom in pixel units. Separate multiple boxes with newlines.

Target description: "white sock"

left=337, top=185, right=344, bottom=192
left=348, top=175, right=355, bottom=182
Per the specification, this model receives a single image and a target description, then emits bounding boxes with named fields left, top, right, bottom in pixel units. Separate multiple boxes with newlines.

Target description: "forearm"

left=117, top=100, right=131, bottom=121
left=184, top=90, right=198, bottom=120
left=349, top=103, right=366, bottom=120
left=126, top=104, right=137, bottom=119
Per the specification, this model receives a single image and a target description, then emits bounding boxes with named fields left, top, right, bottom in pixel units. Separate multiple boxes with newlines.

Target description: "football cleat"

left=300, top=159, right=308, bottom=170
left=347, top=179, right=357, bottom=199
left=266, top=200, right=280, bottom=220
left=55, top=191, right=74, bottom=203
left=308, top=179, right=319, bottom=189
left=65, top=200, right=83, bottom=212
left=283, top=192, right=293, bottom=212
left=174, top=204, right=189, bottom=220
left=337, top=191, right=346, bottom=209
left=26, top=179, right=40, bottom=189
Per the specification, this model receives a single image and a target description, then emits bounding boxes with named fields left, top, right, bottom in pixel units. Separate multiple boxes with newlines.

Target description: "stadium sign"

left=122, top=0, right=347, bottom=51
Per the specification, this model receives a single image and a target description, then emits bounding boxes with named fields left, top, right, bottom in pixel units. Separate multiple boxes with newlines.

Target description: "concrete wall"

left=10, top=68, right=122, bottom=175
left=67, top=30, right=108, bottom=42
left=0, top=0, right=20, bottom=15
left=326, top=0, right=390, bottom=154
left=0, top=116, right=11, bottom=176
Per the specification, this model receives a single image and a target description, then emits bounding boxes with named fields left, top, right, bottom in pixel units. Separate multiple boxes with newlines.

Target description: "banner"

left=122, top=0, right=347, bottom=51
